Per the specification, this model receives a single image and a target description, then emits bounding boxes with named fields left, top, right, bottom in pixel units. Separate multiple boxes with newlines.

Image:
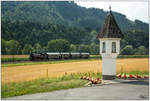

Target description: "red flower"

left=124, top=74, right=127, bottom=78
left=118, top=74, right=122, bottom=78
left=91, top=80, right=94, bottom=84
left=129, top=74, right=133, bottom=78
left=97, top=78, right=100, bottom=81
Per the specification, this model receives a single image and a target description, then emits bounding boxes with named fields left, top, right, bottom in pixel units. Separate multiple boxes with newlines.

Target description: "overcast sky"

left=75, top=1, right=148, bottom=23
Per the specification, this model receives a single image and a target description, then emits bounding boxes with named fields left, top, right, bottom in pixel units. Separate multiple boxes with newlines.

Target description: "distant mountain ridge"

left=2, top=1, right=149, bottom=33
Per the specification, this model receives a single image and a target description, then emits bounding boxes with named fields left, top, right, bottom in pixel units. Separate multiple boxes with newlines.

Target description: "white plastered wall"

left=99, top=38, right=121, bottom=76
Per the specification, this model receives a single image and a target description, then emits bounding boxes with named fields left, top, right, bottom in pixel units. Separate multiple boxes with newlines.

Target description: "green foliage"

left=89, top=43, right=99, bottom=55
left=89, top=30, right=99, bottom=44
left=6, top=40, right=21, bottom=54
left=1, top=1, right=149, bottom=55
left=2, top=20, right=91, bottom=53
left=78, top=44, right=90, bottom=53
left=70, top=44, right=77, bottom=52
left=33, top=43, right=42, bottom=53
left=2, top=79, right=88, bottom=98
left=1, top=39, right=7, bottom=54
left=135, top=46, right=148, bottom=55
left=22, top=44, right=34, bottom=54
left=2, top=1, right=148, bottom=33
left=123, top=30, right=149, bottom=49
left=120, top=45, right=135, bottom=55
left=2, top=72, right=91, bottom=98
left=47, top=39, right=70, bottom=52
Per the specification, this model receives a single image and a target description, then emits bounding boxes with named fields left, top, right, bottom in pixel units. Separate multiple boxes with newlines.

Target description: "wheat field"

left=2, top=58, right=148, bottom=83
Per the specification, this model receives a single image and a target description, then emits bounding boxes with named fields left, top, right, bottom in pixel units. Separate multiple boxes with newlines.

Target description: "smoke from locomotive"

left=30, top=53, right=89, bottom=61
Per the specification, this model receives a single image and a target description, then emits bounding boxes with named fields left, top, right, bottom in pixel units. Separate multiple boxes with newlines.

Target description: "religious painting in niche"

left=112, top=42, right=116, bottom=53
left=102, top=42, right=106, bottom=53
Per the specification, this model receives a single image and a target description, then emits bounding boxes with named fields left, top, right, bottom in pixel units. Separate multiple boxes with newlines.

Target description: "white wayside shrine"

left=98, top=7, right=123, bottom=80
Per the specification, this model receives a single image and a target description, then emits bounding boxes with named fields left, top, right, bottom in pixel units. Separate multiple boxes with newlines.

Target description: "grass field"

left=1, top=55, right=148, bottom=63
left=1, top=59, right=98, bottom=67
left=1, top=58, right=149, bottom=98
left=1, top=71, right=148, bottom=98
left=2, top=72, right=90, bottom=98
left=2, top=71, right=149, bottom=98
left=2, top=58, right=148, bottom=84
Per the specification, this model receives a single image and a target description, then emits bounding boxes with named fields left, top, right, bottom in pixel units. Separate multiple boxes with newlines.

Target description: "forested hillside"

left=1, top=1, right=149, bottom=55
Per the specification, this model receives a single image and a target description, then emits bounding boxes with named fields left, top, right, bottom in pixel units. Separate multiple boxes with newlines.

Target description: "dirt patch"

left=2, top=58, right=148, bottom=83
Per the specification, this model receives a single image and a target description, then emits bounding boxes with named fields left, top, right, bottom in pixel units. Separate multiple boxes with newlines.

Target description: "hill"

left=2, top=1, right=149, bottom=32
left=1, top=1, right=149, bottom=55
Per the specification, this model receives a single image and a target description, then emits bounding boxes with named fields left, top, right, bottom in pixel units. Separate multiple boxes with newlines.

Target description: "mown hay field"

left=2, top=58, right=148, bottom=84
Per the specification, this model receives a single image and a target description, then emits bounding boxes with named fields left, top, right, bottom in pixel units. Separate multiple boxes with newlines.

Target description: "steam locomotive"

left=30, top=52, right=90, bottom=61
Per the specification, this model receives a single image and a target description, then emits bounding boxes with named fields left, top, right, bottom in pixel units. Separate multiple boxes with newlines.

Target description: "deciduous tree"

left=47, top=39, right=70, bottom=52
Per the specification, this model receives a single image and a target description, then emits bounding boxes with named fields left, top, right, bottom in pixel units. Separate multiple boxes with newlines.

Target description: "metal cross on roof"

left=109, top=6, right=111, bottom=11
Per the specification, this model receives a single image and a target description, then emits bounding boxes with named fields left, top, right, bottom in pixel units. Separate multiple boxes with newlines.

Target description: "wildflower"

left=124, top=74, right=127, bottom=78
left=129, top=74, right=133, bottom=78
left=117, top=74, right=122, bottom=78
left=88, top=77, right=92, bottom=81
left=97, top=78, right=100, bottom=81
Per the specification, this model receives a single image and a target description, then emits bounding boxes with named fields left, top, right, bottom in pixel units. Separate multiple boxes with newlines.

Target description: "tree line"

left=1, top=20, right=148, bottom=55
left=2, top=39, right=99, bottom=55
left=2, top=38, right=148, bottom=55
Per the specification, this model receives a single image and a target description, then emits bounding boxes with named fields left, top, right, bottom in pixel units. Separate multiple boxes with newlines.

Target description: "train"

left=30, top=52, right=90, bottom=61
